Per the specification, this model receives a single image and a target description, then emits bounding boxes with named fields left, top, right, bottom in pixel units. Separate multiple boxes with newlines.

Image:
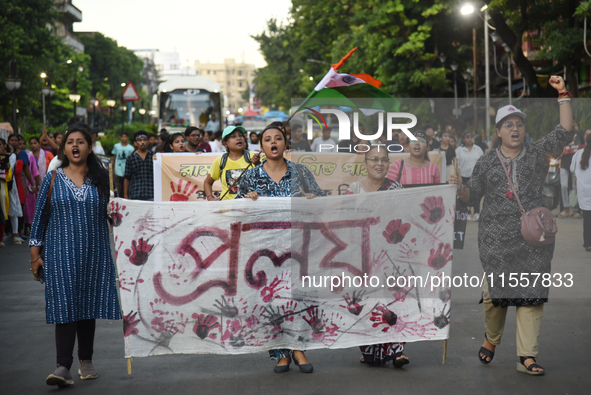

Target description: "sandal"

left=517, top=356, right=545, bottom=376
left=393, top=355, right=410, bottom=368
left=478, top=333, right=495, bottom=364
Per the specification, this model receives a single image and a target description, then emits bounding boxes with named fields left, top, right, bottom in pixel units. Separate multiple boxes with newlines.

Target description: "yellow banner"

left=155, top=152, right=444, bottom=201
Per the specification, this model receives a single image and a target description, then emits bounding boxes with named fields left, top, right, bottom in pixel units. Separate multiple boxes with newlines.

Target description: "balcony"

left=54, top=1, right=82, bottom=23
left=64, top=32, right=85, bottom=53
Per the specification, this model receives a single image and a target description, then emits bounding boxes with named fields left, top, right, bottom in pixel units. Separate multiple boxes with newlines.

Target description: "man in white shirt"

left=456, top=132, right=484, bottom=221
left=90, top=128, right=105, bottom=155
left=310, top=129, right=337, bottom=153
left=208, top=131, right=223, bottom=152
left=205, top=114, right=220, bottom=133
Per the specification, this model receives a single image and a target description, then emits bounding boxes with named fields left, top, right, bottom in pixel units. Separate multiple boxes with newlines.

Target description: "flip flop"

left=478, top=334, right=494, bottom=364
left=517, top=357, right=545, bottom=376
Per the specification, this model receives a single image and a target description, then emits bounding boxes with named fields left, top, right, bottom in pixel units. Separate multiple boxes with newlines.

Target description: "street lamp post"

left=41, top=79, right=52, bottom=126
left=106, top=99, right=116, bottom=128
left=451, top=62, right=459, bottom=119
left=502, top=43, right=512, bottom=104
left=90, top=98, right=97, bottom=127
left=139, top=108, right=146, bottom=123
left=5, top=55, right=21, bottom=133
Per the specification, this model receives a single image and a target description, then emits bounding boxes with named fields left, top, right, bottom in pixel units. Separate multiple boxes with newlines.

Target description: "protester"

left=438, top=131, right=457, bottom=182
left=311, top=129, right=337, bottom=153
left=456, top=132, right=484, bottom=221
left=90, top=128, right=105, bottom=155
left=111, top=132, right=135, bottom=197
left=290, top=125, right=312, bottom=152
left=19, top=137, right=41, bottom=236
left=424, top=124, right=440, bottom=150
left=204, top=126, right=259, bottom=201
left=29, top=136, right=54, bottom=180
left=209, top=131, right=223, bottom=152
left=387, top=132, right=441, bottom=184
left=0, top=138, right=11, bottom=248
left=337, top=126, right=362, bottom=153
left=343, top=145, right=407, bottom=366
left=450, top=76, right=573, bottom=376
left=237, top=122, right=323, bottom=373
left=124, top=130, right=154, bottom=200
left=570, top=130, right=591, bottom=251
left=39, top=129, right=57, bottom=156
left=558, top=121, right=584, bottom=218
left=54, top=132, right=63, bottom=148
left=398, top=133, right=410, bottom=152
left=154, top=130, right=169, bottom=153
left=474, top=134, right=489, bottom=153
left=248, top=131, right=260, bottom=151
left=148, top=133, right=158, bottom=151
left=8, top=134, right=35, bottom=243
left=165, top=133, right=187, bottom=153
left=184, top=127, right=211, bottom=153
left=29, top=125, right=122, bottom=387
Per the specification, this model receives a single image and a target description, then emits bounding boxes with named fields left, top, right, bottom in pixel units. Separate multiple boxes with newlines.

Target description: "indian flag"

left=296, top=47, right=400, bottom=114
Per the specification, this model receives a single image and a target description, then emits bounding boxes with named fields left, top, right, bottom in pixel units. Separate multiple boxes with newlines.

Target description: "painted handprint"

left=123, top=311, right=140, bottom=337
left=170, top=179, right=198, bottom=201
left=279, top=300, right=298, bottom=322
left=428, top=242, right=453, bottom=270
left=340, top=290, right=366, bottom=316
left=110, top=201, right=127, bottom=227
left=260, top=274, right=288, bottom=303
left=262, top=305, right=284, bottom=328
left=124, top=237, right=154, bottom=266
left=303, top=307, right=325, bottom=335
left=383, top=219, right=411, bottom=244
left=370, top=305, right=398, bottom=332
left=214, top=295, right=239, bottom=318
left=420, top=196, right=445, bottom=224
left=192, top=313, right=220, bottom=339
left=433, top=304, right=450, bottom=329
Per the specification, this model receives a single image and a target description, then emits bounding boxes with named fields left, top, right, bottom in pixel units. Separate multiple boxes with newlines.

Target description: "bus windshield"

left=160, top=89, right=220, bottom=127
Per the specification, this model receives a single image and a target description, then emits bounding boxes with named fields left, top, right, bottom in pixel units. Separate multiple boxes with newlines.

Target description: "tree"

left=80, top=32, right=144, bottom=101
left=0, top=0, right=88, bottom=129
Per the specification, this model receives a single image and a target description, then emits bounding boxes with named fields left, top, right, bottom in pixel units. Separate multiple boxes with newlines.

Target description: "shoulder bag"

left=496, top=149, right=557, bottom=246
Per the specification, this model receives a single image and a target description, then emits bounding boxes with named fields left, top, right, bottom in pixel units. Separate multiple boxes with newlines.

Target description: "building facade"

left=53, top=0, right=84, bottom=53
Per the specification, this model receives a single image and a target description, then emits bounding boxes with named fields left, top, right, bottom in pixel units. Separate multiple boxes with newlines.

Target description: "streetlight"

left=502, top=43, right=512, bottom=104
left=139, top=108, right=146, bottom=123
left=89, top=98, right=98, bottom=127
left=106, top=99, right=116, bottom=127
left=41, top=77, right=54, bottom=126
left=461, top=2, right=491, bottom=138
left=5, top=53, right=21, bottom=132
left=462, top=71, right=471, bottom=103
left=451, top=62, right=459, bottom=119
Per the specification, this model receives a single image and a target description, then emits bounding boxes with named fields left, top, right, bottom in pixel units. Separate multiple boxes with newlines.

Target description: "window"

left=207, top=70, right=210, bottom=75
left=238, top=81, right=243, bottom=88
left=237, top=70, right=243, bottom=76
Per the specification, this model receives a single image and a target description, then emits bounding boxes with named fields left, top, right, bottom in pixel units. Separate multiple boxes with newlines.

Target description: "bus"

left=153, top=76, right=224, bottom=133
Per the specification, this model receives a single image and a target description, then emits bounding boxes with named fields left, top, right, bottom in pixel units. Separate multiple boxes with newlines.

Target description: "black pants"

left=583, top=209, right=591, bottom=248
left=114, top=175, right=125, bottom=198
left=55, top=319, right=96, bottom=369
left=462, top=177, right=480, bottom=214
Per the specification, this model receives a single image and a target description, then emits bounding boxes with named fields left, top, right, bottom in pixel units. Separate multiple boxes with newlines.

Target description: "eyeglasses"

left=502, top=122, right=526, bottom=130
left=413, top=138, right=427, bottom=144
left=366, top=157, right=390, bottom=164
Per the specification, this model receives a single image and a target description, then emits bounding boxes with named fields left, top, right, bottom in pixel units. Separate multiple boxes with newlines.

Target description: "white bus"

left=153, top=76, right=225, bottom=132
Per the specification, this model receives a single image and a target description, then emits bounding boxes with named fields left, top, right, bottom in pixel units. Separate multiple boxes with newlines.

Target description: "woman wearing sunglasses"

left=449, top=76, right=574, bottom=376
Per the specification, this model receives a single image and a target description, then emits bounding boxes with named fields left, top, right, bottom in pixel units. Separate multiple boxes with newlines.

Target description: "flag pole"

left=443, top=339, right=448, bottom=364
left=127, top=357, right=132, bottom=374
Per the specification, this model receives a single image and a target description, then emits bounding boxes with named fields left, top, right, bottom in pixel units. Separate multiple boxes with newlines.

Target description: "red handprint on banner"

left=170, top=179, right=198, bottom=201
left=382, top=219, right=411, bottom=244
left=420, top=196, right=445, bottom=224
left=370, top=305, right=398, bottom=332
left=192, top=313, right=220, bottom=340
left=340, top=290, right=366, bottom=316
left=428, top=242, right=453, bottom=270
left=124, top=237, right=154, bottom=266
left=110, top=201, right=126, bottom=227
left=260, top=274, right=288, bottom=303
left=123, top=311, right=140, bottom=337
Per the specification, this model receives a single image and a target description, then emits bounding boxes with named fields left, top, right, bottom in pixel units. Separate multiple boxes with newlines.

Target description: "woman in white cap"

left=449, top=76, right=574, bottom=376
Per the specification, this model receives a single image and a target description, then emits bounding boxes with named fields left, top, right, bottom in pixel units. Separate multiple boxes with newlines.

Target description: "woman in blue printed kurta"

left=237, top=122, right=323, bottom=373
left=29, top=125, right=121, bottom=387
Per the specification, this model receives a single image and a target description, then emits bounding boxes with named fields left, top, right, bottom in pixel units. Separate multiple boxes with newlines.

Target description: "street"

left=0, top=217, right=589, bottom=395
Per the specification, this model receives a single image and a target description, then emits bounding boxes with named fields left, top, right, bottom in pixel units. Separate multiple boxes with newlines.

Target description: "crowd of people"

left=3, top=75, right=585, bottom=387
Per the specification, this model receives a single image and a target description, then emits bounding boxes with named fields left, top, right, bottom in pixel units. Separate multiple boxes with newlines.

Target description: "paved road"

left=1, top=217, right=589, bottom=394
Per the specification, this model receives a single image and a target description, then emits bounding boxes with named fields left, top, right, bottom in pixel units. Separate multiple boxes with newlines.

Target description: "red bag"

left=496, top=149, right=557, bottom=247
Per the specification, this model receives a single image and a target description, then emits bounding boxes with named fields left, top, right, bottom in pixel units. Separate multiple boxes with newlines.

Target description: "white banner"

left=112, top=185, right=455, bottom=358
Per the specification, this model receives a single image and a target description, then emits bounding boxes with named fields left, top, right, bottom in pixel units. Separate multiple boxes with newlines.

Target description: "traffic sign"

left=122, top=81, right=140, bottom=101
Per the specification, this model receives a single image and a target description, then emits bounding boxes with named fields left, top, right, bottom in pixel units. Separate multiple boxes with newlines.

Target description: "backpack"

left=219, top=150, right=252, bottom=172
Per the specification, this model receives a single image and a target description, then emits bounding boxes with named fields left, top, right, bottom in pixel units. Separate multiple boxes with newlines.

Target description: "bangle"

left=29, top=256, right=41, bottom=263
left=558, top=98, right=570, bottom=103
left=558, top=91, right=573, bottom=98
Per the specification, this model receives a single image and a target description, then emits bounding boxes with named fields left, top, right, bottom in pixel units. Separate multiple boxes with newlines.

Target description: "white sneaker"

left=13, top=236, right=23, bottom=245
left=467, top=214, right=473, bottom=222
left=473, top=213, right=480, bottom=221
left=558, top=211, right=570, bottom=218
